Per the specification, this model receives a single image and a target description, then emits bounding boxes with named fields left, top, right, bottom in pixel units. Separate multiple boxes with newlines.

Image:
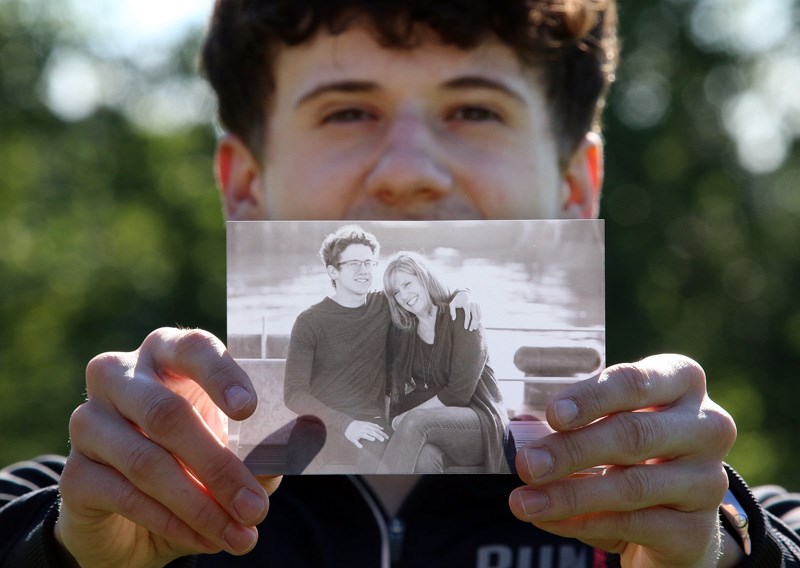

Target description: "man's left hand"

left=508, top=354, right=737, bottom=567
left=449, top=290, right=481, bottom=330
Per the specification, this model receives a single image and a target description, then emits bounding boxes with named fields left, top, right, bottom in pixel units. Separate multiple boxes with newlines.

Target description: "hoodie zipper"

left=349, top=475, right=398, bottom=567
left=388, top=517, right=406, bottom=564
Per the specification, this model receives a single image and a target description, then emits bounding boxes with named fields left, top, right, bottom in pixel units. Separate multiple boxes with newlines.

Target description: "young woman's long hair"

left=383, top=251, right=451, bottom=331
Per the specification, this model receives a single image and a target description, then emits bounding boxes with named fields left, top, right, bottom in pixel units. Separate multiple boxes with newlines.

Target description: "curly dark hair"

left=201, top=0, right=618, bottom=170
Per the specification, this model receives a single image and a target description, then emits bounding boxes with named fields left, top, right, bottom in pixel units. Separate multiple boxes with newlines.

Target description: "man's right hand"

left=55, top=328, right=272, bottom=568
left=344, top=421, right=388, bottom=448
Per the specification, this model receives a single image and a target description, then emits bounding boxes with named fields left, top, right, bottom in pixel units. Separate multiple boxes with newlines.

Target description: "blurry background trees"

left=0, top=0, right=224, bottom=463
left=1, top=0, right=798, bottom=487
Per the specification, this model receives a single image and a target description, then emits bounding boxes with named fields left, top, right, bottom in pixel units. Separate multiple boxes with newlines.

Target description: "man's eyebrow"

left=295, top=80, right=379, bottom=108
left=441, top=76, right=528, bottom=105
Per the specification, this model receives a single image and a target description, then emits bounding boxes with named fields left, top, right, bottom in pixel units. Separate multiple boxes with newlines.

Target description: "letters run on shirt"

left=476, top=543, right=604, bottom=568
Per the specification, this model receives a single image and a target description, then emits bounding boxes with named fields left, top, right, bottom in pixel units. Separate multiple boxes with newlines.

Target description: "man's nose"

left=364, top=112, right=452, bottom=206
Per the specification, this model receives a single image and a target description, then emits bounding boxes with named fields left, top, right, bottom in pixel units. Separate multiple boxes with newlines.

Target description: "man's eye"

left=322, top=108, right=373, bottom=123
left=449, top=106, right=502, bottom=122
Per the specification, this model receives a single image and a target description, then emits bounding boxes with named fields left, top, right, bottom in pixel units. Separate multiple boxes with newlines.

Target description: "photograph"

left=227, top=220, right=605, bottom=475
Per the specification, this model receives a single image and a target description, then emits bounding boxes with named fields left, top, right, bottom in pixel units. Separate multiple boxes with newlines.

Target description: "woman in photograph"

left=378, top=251, right=510, bottom=474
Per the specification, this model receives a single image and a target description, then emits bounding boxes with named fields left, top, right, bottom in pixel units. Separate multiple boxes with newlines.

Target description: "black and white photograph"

left=227, top=220, right=605, bottom=475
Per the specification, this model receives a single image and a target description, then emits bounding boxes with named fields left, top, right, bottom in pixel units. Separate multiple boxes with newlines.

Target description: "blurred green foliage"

left=0, top=1, right=224, bottom=462
left=1, top=0, right=799, bottom=488
left=604, top=2, right=800, bottom=487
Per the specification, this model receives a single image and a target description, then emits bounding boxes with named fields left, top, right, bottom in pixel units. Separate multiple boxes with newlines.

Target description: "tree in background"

left=603, top=0, right=800, bottom=486
left=0, top=0, right=223, bottom=463
left=1, top=0, right=798, bottom=487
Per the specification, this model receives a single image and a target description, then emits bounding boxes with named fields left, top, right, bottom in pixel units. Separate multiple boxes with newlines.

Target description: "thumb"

left=138, top=327, right=257, bottom=421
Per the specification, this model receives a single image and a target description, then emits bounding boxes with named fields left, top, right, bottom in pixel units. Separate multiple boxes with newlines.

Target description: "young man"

left=281, top=224, right=476, bottom=473
left=282, top=225, right=391, bottom=473
left=2, top=0, right=800, bottom=566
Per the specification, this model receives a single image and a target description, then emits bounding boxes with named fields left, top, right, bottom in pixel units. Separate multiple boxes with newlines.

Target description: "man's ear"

left=561, top=132, right=603, bottom=219
left=215, top=134, right=267, bottom=220
left=326, top=264, right=338, bottom=284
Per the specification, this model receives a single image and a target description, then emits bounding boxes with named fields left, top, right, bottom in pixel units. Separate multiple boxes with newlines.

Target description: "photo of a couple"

left=227, top=220, right=605, bottom=475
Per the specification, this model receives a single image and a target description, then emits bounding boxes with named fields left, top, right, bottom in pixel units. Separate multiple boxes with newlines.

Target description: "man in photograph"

left=282, top=224, right=391, bottom=473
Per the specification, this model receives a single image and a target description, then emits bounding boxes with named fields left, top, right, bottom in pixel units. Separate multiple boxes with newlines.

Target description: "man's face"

left=328, top=243, right=377, bottom=298
left=218, top=22, right=601, bottom=221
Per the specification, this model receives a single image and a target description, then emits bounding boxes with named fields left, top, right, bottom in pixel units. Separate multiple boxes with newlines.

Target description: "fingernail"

left=225, top=385, right=253, bottom=412
left=223, top=522, right=258, bottom=553
left=519, top=489, right=549, bottom=517
left=523, top=447, right=554, bottom=479
left=554, top=398, right=578, bottom=425
left=233, top=487, right=268, bottom=524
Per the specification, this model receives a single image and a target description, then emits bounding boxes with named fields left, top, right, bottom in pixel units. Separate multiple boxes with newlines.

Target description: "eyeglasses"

left=336, top=259, right=379, bottom=271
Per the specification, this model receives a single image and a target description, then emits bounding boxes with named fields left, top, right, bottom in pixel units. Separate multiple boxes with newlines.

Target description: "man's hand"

left=508, top=354, right=737, bottom=568
left=344, top=420, right=389, bottom=448
left=449, top=290, right=482, bottom=330
left=55, top=328, right=274, bottom=568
